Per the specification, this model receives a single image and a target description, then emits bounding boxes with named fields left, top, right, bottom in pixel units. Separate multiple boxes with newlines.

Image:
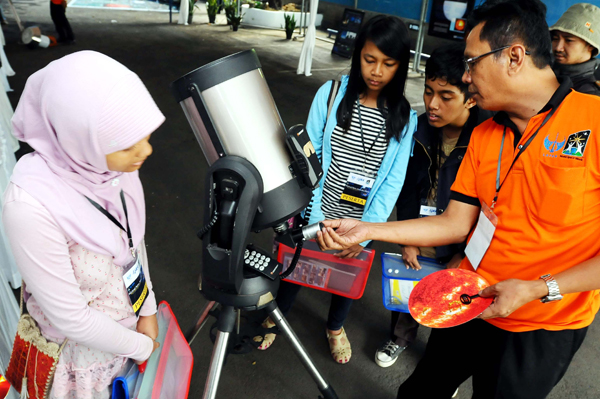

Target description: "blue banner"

left=324, top=0, right=590, bottom=26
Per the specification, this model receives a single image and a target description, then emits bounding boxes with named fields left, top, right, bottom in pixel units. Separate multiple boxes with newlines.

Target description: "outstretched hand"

left=316, top=219, right=369, bottom=251
left=478, top=279, right=548, bottom=319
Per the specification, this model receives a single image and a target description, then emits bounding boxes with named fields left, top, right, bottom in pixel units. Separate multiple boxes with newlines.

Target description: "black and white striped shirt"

left=321, top=103, right=388, bottom=220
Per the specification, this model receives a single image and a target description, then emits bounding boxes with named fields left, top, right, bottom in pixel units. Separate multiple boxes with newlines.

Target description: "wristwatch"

left=540, top=274, right=563, bottom=303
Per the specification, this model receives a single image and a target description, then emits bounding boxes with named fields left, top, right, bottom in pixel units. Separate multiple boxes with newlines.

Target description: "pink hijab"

left=10, top=51, right=165, bottom=266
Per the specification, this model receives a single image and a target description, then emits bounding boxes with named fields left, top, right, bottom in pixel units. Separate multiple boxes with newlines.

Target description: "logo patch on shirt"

left=561, top=130, right=591, bottom=158
left=543, top=133, right=566, bottom=153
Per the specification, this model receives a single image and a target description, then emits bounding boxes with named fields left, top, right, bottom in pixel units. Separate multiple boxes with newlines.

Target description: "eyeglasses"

left=463, top=45, right=531, bottom=74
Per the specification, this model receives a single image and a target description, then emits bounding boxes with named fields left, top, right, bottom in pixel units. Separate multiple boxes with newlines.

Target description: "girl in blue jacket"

left=256, top=15, right=417, bottom=364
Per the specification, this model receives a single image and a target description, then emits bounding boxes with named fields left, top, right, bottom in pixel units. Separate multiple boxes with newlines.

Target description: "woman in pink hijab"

left=2, top=51, right=165, bottom=398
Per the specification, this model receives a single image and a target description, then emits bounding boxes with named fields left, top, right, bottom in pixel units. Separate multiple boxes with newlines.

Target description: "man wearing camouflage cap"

left=550, top=2, right=600, bottom=96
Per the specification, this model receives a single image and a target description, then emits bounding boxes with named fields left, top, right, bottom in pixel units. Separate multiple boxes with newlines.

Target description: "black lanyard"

left=86, top=190, right=136, bottom=258
left=356, top=97, right=386, bottom=171
left=492, top=106, right=558, bottom=208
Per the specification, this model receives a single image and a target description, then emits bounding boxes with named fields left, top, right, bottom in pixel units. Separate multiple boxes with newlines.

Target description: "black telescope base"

left=201, top=271, right=280, bottom=311
left=189, top=278, right=339, bottom=399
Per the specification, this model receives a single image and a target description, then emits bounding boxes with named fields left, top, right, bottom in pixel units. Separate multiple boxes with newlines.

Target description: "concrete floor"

left=3, top=2, right=600, bottom=398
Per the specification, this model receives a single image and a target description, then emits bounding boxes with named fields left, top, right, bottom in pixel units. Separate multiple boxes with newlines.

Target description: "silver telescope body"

left=171, top=50, right=316, bottom=230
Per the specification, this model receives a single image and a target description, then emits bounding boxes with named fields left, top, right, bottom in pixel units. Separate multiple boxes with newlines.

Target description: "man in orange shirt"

left=317, top=0, right=600, bottom=398
left=50, top=0, right=74, bottom=44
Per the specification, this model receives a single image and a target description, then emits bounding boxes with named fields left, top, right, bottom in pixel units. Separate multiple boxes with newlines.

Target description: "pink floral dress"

left=26, top=243, right=151, bottom=399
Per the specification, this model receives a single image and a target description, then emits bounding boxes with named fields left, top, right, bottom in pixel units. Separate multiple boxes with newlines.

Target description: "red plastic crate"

left=277, top=240, right=375, bottom=299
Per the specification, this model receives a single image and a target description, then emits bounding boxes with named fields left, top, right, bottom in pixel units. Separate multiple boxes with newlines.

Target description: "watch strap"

left=540, top=273, right=563, bottom=303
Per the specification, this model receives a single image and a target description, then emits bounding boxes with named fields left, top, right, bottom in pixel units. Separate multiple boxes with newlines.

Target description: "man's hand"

left=401, top=246, right=421, bottom=270
left=478, top=279, right=549, bottom=319
left=335, top=243, right=364, bottom=259
left=317, top=219, right=368, bottom=251
left=446, top=253, right=464, bottom=269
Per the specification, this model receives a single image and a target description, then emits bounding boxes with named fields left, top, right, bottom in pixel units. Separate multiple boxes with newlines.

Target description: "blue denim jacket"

left=305, top=76, right=417, bottom=245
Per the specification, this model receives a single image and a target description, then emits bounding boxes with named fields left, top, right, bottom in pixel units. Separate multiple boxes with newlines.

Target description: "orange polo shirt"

left=451, top=79, right=600, bottom=332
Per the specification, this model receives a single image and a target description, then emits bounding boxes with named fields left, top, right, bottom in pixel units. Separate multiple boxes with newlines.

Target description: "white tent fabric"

left=0, top=265, right=18, bottom=399
left=0, top=88, right=17, bottom=153
left=0, top=140, right=18, bottom=399
left=297, top=0, right=319, bottom=76
left=0, top=23, right=19, bottom=399
left=178, top=0, right=189, bottom=25
left=0, top=23, right=19, bottom=289
left=0, top=27, right=15, bottom=78
left=0, top=106, right=19, bottom=290
left=0, top=26, right=17, bottom=152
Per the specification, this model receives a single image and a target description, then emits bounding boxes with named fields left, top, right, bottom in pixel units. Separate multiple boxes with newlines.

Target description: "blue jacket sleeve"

left=305, top=80, right=333, bottom=162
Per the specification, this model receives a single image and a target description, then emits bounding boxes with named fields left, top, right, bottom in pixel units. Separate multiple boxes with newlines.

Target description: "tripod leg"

left=187, top=300, right=218, bottom=344
left=202, top=305, right=237, bottom=399
left=267, top=303, right=338, bottom=399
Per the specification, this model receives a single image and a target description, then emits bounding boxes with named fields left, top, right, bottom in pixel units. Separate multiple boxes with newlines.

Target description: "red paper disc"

left=409, top=269, right=494, bottom=328
left=0, top=374, right=9, bottom=399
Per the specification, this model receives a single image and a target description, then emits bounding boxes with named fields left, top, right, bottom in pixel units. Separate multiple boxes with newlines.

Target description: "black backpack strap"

left=325, top=79, right=341, bottom=128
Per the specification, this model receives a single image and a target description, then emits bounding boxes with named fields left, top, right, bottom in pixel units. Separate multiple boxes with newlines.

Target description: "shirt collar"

left=492, top=76, right=573, bottom=141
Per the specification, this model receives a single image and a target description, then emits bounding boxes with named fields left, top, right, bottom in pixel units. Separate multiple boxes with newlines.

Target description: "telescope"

left=171, top=50, right=338, bottom=399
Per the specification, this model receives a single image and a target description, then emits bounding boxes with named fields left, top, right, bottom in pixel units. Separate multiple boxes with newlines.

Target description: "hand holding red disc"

left=409, top=269, right=494, bottom=328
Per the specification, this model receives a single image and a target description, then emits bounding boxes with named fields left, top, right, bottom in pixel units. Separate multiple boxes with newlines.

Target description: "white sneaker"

left=375, top=340, right=406, bottom=368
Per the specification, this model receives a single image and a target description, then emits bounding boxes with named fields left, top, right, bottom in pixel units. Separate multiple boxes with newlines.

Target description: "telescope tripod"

left=187, top=297, right=338, bottom=399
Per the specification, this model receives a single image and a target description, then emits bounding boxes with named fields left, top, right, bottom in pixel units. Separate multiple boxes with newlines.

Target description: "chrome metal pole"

left=201, top=330, right=230, bottom=399
left=269, top=307, right=330, bottom=392
left=201, top=305, right=237, bottom=399
left=186, top=300, right=217, bottom=345
left=414, top=0, right=429, bottom=73
left=300, top=0, right=305, bottom=36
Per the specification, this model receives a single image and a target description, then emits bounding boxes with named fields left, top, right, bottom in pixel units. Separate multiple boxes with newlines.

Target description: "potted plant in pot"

left=187, top=0, right=197, bottom=24
left=229, top=14, right=242, bottom=31
left=283, top=13, right=296, bottom=40
left=207, top=0, right=219, bottom=24
left=224, top=0, right=237, bottom=25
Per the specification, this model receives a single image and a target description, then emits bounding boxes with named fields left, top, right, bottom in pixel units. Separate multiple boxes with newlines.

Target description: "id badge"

left=419, top=206, right=437, bottom=217
left=465, top=201, right=498, bottom=270
left=122, top=254, right=148, bottom=317
left=340, top=171, right=375, bottom=208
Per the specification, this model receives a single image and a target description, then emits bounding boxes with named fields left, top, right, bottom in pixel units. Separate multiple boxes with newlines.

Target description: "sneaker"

left=375, top=340, right=405, bottom=368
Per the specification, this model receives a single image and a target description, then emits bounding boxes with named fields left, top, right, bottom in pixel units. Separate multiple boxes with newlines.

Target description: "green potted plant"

left=188, top=0, right=197, bottom=24
left=283, top=13, right=296, bottom=40
left=206, top=0, right=219, bottom=24
left=230, top=14, right=242, bottom=31
left=224, top=0, right=237, bottom=25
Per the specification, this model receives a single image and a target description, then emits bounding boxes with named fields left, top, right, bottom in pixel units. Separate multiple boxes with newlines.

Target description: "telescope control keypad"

left=243, top=244, right=282, bottom=281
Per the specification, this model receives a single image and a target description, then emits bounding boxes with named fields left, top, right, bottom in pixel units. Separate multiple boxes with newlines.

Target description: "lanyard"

left=86, top=190, right=136, bottom=258
left=492, top=106, right=558, bottom=208
left=356, top=97, right=386, bottom=171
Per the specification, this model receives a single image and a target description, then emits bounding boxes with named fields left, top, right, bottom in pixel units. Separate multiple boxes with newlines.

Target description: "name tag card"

left=465, top=202, right=498, bottom=270
left=123, top=255, right=148, bottom=316
left=419, top=205, right=437, bottom=217
left=340, top=171, right=375, bottom=208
